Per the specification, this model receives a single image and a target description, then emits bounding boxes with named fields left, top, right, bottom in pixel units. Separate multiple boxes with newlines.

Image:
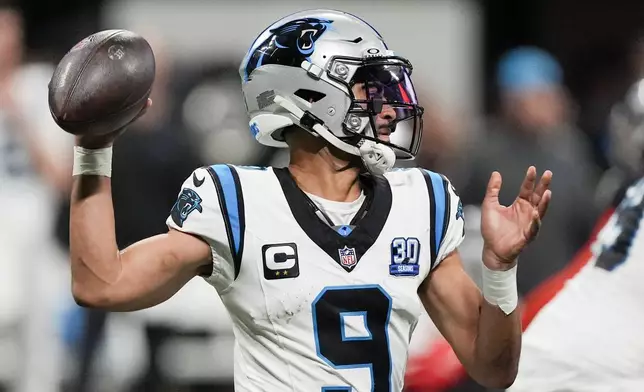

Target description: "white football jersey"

left=166, top=165, right=464, bottom=392
left=510, top=178, right=644, bottom=392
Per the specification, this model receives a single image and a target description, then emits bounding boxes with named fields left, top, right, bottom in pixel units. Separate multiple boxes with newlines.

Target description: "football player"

left=506, top=78, right=644, bottom=392
left=69, top=9, right=551, bottom=391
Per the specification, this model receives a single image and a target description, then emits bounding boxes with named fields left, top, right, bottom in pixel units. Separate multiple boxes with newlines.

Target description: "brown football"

left=48, top=30, right=155, bottom=135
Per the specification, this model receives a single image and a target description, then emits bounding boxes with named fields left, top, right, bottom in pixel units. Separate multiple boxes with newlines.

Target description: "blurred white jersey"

left=509, top=178, right=644, bottom=392
left=167, top=165, right=464, bottom=392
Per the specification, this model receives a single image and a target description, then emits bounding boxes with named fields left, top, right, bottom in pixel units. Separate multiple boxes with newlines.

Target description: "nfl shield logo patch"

left=338, top=246, right=358, bottom=269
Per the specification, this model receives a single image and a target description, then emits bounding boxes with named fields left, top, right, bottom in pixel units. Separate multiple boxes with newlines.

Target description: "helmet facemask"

left=327, top=55, right=424, bottom=160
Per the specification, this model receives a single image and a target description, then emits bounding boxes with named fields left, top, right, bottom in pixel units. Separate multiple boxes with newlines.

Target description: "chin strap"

left=358, top=139, right=396, bottom=175
left=273, top=95, right=396, bottom=175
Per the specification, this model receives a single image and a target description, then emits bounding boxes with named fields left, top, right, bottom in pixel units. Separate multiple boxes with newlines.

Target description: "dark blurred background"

left=20, top=0, right=644, bottom=149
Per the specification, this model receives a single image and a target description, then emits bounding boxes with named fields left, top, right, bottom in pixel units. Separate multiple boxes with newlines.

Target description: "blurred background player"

left=457, top=46, right=599, bottom=295
left=0, top=4, right=72, bottom=392
left=507, top=75, right=644, bottom=392
left=405, top=46, right=599, bottom=392
left=405, top=60, right=644, bottom=392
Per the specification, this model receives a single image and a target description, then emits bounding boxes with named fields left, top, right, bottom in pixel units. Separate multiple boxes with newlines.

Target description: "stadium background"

left=0, top=0, right=641, bottom=390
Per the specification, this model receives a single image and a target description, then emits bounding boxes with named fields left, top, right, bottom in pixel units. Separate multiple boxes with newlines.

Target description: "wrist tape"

left=72, top=146, right=113, bottom=177
left=482, top=263, right=518, bottom=315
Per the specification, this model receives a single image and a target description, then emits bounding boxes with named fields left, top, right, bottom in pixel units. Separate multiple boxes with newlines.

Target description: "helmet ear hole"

left=294, top=89, right=326, bottom=103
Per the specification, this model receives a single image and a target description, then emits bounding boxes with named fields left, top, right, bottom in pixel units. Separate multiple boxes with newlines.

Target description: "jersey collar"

left=273, top=168, right=392, bottom=272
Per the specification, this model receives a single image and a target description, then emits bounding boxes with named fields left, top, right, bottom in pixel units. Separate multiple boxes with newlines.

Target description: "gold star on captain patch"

left=283, top=271, right=288, bottom=275
left=275, top=271, right=281, bottom=276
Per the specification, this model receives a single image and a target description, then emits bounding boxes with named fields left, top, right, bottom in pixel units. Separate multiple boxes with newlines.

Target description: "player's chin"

left=377, top=135, right=391, bottom=143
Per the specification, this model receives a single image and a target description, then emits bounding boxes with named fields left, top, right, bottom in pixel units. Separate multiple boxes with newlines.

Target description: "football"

left=48, top=29, right=156, bottom=136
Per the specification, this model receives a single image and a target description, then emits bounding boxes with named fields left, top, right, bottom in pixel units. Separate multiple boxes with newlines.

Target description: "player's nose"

left=380, top=104, right=396, bottom=121
left=378, top=104, right=396, bottom=130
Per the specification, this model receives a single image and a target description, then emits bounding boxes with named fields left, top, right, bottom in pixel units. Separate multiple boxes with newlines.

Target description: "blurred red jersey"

left=405, top=201, right=617, bottom=392
left=510, top=178, right=644, bottom=391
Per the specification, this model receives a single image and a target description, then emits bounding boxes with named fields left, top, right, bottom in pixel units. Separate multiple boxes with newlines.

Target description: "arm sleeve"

left=166, top=166, right=237, bottom=291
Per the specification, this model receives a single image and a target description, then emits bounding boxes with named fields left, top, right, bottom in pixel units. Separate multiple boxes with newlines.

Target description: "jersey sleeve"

left=420, top=170, right=466, bottom=271
left=435, top=180, right=465, bottom=266
left=166, top=165, right=242, bottom=291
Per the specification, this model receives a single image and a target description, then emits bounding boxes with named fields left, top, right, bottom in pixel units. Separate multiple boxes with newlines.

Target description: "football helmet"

left=608, top=78, right=644, bottom=175
left=239, top=9, right=424, bottom=174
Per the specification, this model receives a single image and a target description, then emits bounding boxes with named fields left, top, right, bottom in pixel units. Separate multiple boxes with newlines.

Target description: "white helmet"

left=239, top=9, right=424, bottom=174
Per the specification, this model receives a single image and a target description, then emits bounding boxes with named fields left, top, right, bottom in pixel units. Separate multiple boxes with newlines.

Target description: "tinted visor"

left=343, top=60, right=424, bottom=159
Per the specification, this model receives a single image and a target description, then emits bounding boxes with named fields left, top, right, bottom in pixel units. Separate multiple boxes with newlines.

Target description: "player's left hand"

left=480, top=166, right=552, bottom=270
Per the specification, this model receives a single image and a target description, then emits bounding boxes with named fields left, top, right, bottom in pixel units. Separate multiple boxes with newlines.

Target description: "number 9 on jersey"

left=312, top=285, right=393, bottom=392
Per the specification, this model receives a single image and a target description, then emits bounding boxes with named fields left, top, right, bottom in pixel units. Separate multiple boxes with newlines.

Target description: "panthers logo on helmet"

left=171, top=188, right=203, bottom=228
left=243, top=18, right=333, bottom=81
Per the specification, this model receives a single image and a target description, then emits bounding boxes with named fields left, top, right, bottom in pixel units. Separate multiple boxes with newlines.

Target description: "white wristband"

left=72, top=146, right=113, bottom=177
left=482, top=263, right=518, bottom=315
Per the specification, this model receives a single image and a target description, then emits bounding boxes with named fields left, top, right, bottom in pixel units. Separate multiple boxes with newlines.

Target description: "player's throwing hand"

left=481, top=166, right=552, bottom=270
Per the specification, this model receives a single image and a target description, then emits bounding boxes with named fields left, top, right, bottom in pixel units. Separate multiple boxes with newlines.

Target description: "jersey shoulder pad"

left=166, top=164, right=247, bottom=285
left=383, top=167, right=423, bottom=187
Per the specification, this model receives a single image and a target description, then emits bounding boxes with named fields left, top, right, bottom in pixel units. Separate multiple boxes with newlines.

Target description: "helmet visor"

left=328, top=56, right=424, bottom=159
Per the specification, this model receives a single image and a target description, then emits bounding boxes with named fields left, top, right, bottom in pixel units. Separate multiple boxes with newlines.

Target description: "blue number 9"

left=312, top=285, right=392, bottom=392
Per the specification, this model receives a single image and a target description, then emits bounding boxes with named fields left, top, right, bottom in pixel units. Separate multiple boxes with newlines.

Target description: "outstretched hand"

left=480, top=166, right=552, bottom=270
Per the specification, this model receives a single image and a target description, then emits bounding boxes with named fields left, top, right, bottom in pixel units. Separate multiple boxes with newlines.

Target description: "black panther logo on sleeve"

left=171, top=188, right=203, bottom=228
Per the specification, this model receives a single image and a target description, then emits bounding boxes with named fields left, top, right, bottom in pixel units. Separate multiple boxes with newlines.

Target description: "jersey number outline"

left=594, top=193, right=644, bottom=271
left=312, top=285, right=392, bottom=392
